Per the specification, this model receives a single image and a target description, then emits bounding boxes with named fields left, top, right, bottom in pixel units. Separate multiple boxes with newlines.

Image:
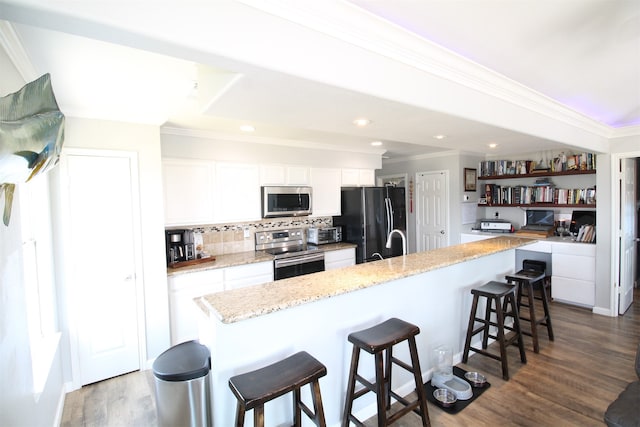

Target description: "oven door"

left=273, top=252, right=325, bottom=280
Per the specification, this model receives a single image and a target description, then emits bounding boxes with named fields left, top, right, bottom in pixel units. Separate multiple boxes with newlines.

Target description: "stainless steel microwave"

left=261, top=186, right=312, bottom=218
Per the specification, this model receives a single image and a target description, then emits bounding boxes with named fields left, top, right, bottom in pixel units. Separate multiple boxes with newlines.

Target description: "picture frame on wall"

left=464, top=168, right=477, bottom=192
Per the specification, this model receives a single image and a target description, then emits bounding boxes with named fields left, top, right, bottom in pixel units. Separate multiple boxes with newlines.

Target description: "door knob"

left=440, top=230, right=445, bottom=234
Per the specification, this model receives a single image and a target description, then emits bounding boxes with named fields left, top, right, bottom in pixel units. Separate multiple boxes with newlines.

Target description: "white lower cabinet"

left=168, top=261, right=273, bottom=345
left=324, top=248, right=356, bottom=270
left=551, top=242, right=595, bottom=307
left=224, top=261, right=273, bottom=291
left=168, top=269, right=224, bottom=345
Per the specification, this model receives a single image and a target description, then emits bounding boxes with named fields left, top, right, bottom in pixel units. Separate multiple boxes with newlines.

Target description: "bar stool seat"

left=462, top=281, right=527, bottom=380
left=505, top=267, right=554, bottom=353
left=342, top=318, right=430, bottom=427
left=229, top=351, right=327, bottom=427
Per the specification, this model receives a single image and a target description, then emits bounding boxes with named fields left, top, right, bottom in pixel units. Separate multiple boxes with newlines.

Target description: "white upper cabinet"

left=260, top=165, right=310, bottom=186
left=310, top=167, right=342, bottom=216
left=341, top=169, right=375, bottom=187
left=214, top=162, right=261, bottom=222
left=163, top=159, right=215, bottom=225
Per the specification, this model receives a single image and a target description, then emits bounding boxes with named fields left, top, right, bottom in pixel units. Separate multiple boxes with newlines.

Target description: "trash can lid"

left=152, top=340, right=211, bottom=382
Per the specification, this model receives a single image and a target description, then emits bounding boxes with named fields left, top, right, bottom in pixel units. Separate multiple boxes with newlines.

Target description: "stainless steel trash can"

left=152, top=340, right=211, bottom=427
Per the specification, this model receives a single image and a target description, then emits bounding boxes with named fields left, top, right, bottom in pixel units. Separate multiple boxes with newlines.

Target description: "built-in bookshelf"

left=478, top=165, right=596, bottom=208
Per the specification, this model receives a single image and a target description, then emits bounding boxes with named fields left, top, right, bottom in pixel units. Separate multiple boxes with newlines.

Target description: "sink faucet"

left=371, top=252, right=384, bottom=260
left=385, top=229, right=407, bottom=255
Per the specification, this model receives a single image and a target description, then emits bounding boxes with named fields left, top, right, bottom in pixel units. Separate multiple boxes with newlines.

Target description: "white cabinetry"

left=460, top=233, right=495, bottom=243
left=341, top=169, right=375, bottom=187
left=310, top=168, right=342, bottom=216
left=168, top=261, right=274, bottom=345
left=163, top=159, right=215, bottom=225
left=213, top=162, right=261, bottom=222
left=168, top=269, right=224, bottom=345
left=324, top=248, right=356, bottom=270
left=224, top=261, right=273, bottom=291
left=552, top=242, right=595, bottom=307
left=260, top=165, right=310, bottom=185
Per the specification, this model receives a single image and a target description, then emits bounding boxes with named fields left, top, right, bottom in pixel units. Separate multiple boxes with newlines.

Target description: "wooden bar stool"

left=462, top=281, right=527, bottom=380
left=505, top=267, right=554, bottom=353
left=228, top=351, right=327, bottom=427
left=342, top=318, right=430, bottom=427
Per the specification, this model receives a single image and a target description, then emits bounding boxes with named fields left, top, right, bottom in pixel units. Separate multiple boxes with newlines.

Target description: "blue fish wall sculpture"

left=0, top=73, right=65, bottom=226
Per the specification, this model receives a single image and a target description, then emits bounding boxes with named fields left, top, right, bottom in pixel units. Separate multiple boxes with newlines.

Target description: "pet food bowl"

left=464, top=371, right=487, bottom=387
left=433, top=388, right=457, bottom=407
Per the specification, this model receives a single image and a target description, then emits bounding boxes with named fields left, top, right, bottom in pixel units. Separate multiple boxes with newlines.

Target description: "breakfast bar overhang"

left=196, top=236, right=535, bottom=426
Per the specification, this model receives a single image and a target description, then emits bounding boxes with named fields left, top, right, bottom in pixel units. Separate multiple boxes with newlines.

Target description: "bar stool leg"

left=374, top=351, right=387, bottom=426
left=294, top=388, right=302, bottom=426
left=407, top=337, right=431, bottom=427
left=508, top=291, right=527, bottom=364
left=526, top=280, right=540, bottom=353
left=310, top=380, right=327, bottom=427
left=384, top=347, right=393, bottom=409
left=462, top=294, right=480, bottom=363
left=540, top=283, right=555, bottom=341
left=482, top=295, right=493, bottom=349
left=234, top=402, right=246, bottom=427
left=253, top=405, right=264, bottom=427
left=342, top=346, right=360, bottom=427
left=494, top=296, right=510, bottom=380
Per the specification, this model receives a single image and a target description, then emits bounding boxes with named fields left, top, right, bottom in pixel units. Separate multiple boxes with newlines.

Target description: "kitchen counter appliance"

left=255, top=228, right=324, bottom=280
left=307, top=226, right=342, bottom=245
left=165, top=229, right=195, bottom=265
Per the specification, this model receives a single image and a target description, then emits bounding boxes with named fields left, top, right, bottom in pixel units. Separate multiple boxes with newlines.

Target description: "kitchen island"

left=196, top=236, right=535, bottom=426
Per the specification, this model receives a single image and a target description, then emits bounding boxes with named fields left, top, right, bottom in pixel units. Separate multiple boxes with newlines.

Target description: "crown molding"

left=0, top=20, right=38, bottom=82
left=160, top=126, right=387, bottom=156
left=237, top=0, right=613, bottom=138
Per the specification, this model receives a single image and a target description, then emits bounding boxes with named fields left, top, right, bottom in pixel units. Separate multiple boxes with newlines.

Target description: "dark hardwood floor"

left=62, top=289, right=639, bottom=426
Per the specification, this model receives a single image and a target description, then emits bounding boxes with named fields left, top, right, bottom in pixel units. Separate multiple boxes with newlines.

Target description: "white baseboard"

left=53, top=384, right=66, bottom=427
left=592, top=306, right=613, bottom=316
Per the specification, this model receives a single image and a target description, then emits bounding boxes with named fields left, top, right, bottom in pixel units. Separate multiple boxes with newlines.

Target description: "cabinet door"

left=310, top=168, right=342, bottom=216
left=163, top=159, right=214, bottom=225
left=551, top=276, right=594, bottom=307
left=168, top=270, right=224, bottom=345
left=214, top=162, right=261, bottom=222
left=552, top=253, right=595, bottom=282
left=324, top=248, right=356, bottom=270
left=342, top=169, right=375, bottom=187
left=260, top=165, right=310, bottom=185
left=224, top=262, right=274, bottom=290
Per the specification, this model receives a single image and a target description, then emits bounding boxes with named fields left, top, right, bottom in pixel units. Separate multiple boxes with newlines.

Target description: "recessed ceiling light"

left=353, top=118, right=371, bottom=127
left=488, top=143, right=498, bottom=148
left=433, top=134, right=446, bottom=140
left=239, top=124, right=255, bottom=132
left=371, top=141, right=383, bottom=146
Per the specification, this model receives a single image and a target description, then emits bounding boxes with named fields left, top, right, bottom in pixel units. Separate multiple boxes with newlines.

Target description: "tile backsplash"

left=170, top=217, right=333, bottom=257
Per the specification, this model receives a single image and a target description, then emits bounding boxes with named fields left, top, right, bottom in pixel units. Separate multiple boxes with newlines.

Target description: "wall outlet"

left=494, top=211, right=499, bottom=219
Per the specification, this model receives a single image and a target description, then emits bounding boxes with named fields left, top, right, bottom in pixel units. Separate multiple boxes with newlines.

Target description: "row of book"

left=576, top=224, right=596, bottom=243
left=484, top=184, right=596, bottom=205
left=478, top=152, right=597, bottom=177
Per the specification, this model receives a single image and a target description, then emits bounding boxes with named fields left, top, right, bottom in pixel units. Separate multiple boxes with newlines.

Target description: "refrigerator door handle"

left=385, top=197, right=393, bottom=235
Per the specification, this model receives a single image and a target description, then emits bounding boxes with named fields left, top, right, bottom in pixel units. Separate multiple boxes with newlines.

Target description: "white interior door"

left=619, top=158, right=636, bottom=314
left=416, top=171, right=448, bottom=251
left=65, top=151, right=141, bottom=385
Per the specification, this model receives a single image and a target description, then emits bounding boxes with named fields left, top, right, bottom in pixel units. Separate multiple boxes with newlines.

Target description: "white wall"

left=160, top=130, right=382, bottom=169
left=378, top=151, right=484, bottom=251
left=0, top=49, right=66, bottom=426
left=50, top=117, right=170, bottom=374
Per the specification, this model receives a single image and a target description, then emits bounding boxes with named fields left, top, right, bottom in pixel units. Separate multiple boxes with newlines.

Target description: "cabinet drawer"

left=552, top=242, right=596, bottom=256
left=168, top=269, right=224, bottom=292
left=224, top=262, right=273, bottom=280
left=552, top=254, right=595, bottom=281
left=551, top=276, right=594, bottom=306
left=519, top=241, right=552, bottom=253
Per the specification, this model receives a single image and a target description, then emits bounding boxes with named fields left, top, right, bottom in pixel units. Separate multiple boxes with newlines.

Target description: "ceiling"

left=1, top=0, right=639, bottom=159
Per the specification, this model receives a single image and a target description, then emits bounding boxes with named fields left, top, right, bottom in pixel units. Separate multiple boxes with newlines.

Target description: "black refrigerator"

left=333, top=186, right=407, bottom=263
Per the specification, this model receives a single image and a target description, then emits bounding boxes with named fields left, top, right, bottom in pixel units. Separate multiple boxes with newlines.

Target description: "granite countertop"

left=166, top=242, right=357, bottom=276
left=196, top=236, right=536, bottom=324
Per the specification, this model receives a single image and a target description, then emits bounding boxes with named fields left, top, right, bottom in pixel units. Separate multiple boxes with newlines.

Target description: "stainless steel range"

left=255, top=228, right=325, bottom=280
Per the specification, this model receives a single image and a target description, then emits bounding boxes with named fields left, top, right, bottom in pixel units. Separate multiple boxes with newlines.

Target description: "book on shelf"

left=576, top=224, right=596, bottom=243
left=479, top=152, right=597, bottom=177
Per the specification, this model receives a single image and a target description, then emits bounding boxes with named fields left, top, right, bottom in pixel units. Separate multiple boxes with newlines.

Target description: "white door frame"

left=610, top=150, right=640, bottom=317
left=60, top=148, right=146, bottom=390
left=415, top=170, right=450, bottom=252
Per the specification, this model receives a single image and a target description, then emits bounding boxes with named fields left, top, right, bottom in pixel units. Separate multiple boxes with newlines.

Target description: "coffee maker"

left=165, top=229, right=195, bottom=265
